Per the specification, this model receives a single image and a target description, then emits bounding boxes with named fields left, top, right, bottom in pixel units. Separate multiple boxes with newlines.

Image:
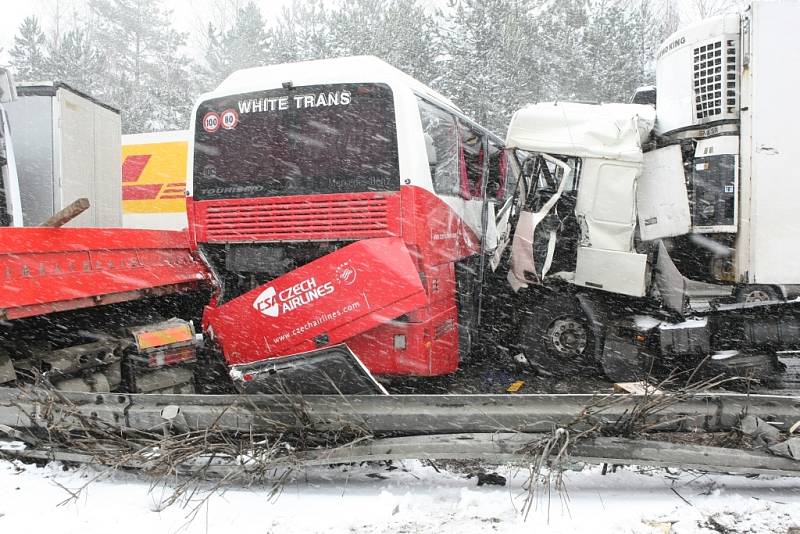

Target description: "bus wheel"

left=519, top=298, right=594, bottom=377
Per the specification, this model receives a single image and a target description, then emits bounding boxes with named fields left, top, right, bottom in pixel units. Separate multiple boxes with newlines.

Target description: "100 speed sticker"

left=202, top=112, right=220, bottom=133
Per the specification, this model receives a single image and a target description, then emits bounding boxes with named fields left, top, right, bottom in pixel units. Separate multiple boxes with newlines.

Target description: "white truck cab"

left=505, top=101, right=656, bottom=298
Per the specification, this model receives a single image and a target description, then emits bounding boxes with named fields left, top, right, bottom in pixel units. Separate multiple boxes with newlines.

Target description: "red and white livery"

left=187, top=56, right=516, bottom=377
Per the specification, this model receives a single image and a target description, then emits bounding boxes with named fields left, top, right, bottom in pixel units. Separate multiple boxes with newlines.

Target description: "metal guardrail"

left=1, top=387, right=798, bottom=436
left=3, top=432, right=800, bottom=478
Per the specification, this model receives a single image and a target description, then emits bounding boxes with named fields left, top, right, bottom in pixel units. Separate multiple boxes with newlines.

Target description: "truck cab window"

left=523, top=155, right=580, bottom=200
left=417, top=98, right=460, bottom=196
left=487, top=140, right=513, bottom=202
left=459, top=121, right=486, bottom=199
left=559, top=157, right=581, bottom=192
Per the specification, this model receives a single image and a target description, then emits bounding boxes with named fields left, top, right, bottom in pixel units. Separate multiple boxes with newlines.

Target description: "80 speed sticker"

left=221, top=109, right=239, bottom=130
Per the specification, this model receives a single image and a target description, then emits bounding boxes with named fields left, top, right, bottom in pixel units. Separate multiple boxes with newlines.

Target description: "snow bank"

left=0, top=459, right=798, bottom=533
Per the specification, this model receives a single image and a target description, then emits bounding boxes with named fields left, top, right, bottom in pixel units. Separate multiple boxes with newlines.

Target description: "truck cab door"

left=488, top=146, right=521, bottom=271
left=636, top=144, right=691, bottom=241
left=508, top=154, right=574, bottom=285
left=572, top=157, right=649, bottom=297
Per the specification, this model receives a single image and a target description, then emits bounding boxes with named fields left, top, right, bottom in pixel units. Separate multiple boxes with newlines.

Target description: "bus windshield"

left=193, top=83, right=399, bottom=200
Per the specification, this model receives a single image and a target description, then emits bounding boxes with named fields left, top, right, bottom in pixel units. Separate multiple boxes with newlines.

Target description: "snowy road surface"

left=1, top=458, right=799, bottom=533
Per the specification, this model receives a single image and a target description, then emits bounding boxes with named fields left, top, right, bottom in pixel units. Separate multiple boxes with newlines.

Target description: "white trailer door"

left=93, top=103, right=121, bottom=227
left=57, top=88, right=95, bottom=226
left=0, top=108, right=23, bottom=226
left=740, top=1, right=800, bottom=284
left=574, top=158, right=639, bottom=251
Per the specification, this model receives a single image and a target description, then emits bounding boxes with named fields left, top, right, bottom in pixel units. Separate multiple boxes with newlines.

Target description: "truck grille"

left=196, top=193, right=400, bottom=242
left=693, top=38, right=738, bottom=122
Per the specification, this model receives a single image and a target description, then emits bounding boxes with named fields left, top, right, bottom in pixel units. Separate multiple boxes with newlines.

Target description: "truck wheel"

left=736, top=285, right=782, bottom=303
left=519, top=298, right=594, bottom=377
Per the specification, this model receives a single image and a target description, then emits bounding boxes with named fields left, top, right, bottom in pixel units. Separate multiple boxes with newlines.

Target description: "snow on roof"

left=14, top=81, right=120, bottom=113
left=505, top=102, right=655, bottom=162
left=210, top=56, right=461, bottom=113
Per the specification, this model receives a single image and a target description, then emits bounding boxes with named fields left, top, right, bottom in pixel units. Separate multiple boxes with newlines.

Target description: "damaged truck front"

left=504, top=3, right=800, bottom=383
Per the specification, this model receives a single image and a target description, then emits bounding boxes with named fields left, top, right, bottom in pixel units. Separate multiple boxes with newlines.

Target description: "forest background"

left=2, top=0, right=746, bottom=134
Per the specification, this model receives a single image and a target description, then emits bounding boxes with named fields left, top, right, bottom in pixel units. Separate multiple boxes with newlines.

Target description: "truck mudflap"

left=205, top=237, right=428, bottom=366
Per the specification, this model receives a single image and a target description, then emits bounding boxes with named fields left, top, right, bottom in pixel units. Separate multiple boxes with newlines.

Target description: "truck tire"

left=519, top=296, right=595, bottom=377
left=736, top=284, right=782, bottom=303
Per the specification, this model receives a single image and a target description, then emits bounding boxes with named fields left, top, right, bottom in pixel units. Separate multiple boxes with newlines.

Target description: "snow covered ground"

left=1, top=458, right=798, bottom=533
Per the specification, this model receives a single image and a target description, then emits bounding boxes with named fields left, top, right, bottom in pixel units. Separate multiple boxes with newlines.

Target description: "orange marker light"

left=135, top=324, right=193, bottom=350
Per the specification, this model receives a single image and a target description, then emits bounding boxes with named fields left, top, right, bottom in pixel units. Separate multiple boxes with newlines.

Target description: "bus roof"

left=210, top=56, right=461, bottom=114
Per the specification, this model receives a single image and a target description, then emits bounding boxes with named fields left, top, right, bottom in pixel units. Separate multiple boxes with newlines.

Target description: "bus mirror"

left=424, top=134, right=437, bottom=168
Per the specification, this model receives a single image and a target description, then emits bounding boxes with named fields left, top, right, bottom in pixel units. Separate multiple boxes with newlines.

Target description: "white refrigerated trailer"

left=654, top=0, right=800, bottom=299
left=3, top=82, right=121, bottom=227
left=0, top=68, right=22, bottom=228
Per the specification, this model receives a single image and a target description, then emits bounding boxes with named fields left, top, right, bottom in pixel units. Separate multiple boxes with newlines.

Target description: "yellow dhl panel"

left=122, top=138, right=188, bottom=214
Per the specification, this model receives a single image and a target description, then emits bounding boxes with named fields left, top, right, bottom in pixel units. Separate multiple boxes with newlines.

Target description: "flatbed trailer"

left=0, top=227, right=208, bottom=321
left=0, top=227, right=211, bottom=394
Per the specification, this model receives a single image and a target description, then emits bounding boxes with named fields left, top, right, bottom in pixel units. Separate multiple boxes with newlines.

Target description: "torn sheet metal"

left=508, top=155, right=571, bottom=287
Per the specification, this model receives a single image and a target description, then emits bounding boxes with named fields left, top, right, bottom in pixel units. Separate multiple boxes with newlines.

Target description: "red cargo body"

left=0, top=228, right=208, bottom=320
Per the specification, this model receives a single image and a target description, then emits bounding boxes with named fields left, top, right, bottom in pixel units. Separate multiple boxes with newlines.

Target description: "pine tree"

left=89, top=0, right=200, bottom=132
left=47, top=28, right=107, bottom=97
left=147, top=28, right=200, bottom=131
left=628, top=0, right=680, bottom=88
left=572, top=0, right=680, bottom=102
left=436, top=0, right=549, bottom=132
left=323, top=0, right=440, bottom=84
left=270, top=0, right=333, bottom=63
left=9, top=16, right=49, bottom=81
left=533, top=0, right=593, bottom=101
left=6, top=0, right=698, bottom=136
left=686, top=0, right=745, bottom=20
left=204, top=1, right=271, bottom=87
left=581, top=0, right=640, bottom=101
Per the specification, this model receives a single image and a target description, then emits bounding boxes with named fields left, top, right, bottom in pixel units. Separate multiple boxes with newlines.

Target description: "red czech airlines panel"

left=206, top=237, right=427, bottom=366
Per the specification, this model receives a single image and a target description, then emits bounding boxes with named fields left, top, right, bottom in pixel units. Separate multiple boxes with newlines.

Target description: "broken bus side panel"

left=204, top=237, right=429, bottom=370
